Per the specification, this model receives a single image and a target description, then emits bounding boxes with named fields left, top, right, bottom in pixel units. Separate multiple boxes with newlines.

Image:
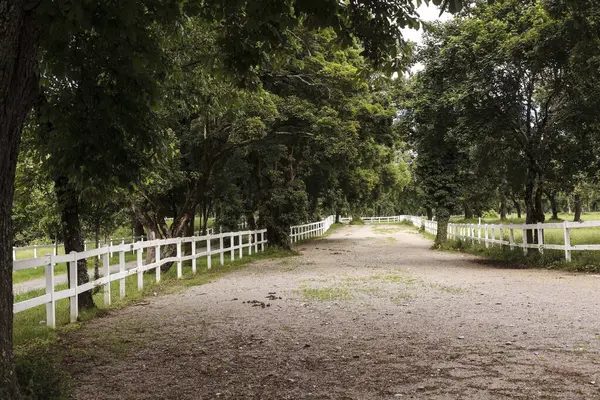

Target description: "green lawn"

left=13, top=250, right=140, bottom=284
left=450, top=211, right=600, bottom=225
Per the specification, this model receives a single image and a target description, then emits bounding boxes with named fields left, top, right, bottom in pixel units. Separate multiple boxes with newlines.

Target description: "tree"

left=2, top=1, right=466, bottom=394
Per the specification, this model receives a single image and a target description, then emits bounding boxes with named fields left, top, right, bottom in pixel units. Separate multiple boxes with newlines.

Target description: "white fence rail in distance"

left=290, top=216, right=335, bottom=243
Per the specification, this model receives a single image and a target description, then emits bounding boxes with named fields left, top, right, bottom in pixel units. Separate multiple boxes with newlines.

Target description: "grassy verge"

left=13, top=246, right=295, bottom=399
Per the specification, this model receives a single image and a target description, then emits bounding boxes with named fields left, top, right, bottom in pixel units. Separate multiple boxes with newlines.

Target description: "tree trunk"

left=434, top=207, right=450, bottom=247
left=464, top=204, right=473, bottom=220
left=244, top=212, right=255, bottom=231
left=499, top=195, right=507, bottom=221
left=513, top=199, right=522, bottom=219
left=0, top=2, right=40, bottom=396
left=548, top=192, right=559, bottom=220
left=54, top=177, right=95, bottom=309
left=134, top=219, right=144, bottom=238
left=574, top=194, right=582, bottom=222
left=93, top=217, right=101, bottom=293
left=426, top=207, right=433, bottom=221
left=524, top=166, right=545, bottom=252
left=335, top=211, right=340, bottom=224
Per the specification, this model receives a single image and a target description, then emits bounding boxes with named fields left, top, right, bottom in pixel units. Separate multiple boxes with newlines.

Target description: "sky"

left=400, top=3, right=452, bottom=45
left=400, top=3, right=453, bottom=72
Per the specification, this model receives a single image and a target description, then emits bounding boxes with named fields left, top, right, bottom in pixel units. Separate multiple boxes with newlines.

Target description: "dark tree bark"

left=548, top=192, right=559, bottom=220
left=134, top=219, right=144, bottom=238
left=524, top=164, right=545, bottom=251
left=573, top=194, right=582, bottom=222
left=0, top=1, right=39, bottom=396
left=513, top=198, right=522, bottom=219
left=335, top=211, right=340, bottom=224
left=464, top=204, right=473, bottom=219
left=434, top=207, right=450, bottom=247
left=54, top=177, right=95, bottom=309
left=425, top=207, right=433, bottom=221
left=499, top=193, right=507, bottom=221
left=245, top=211, right=257, bottom=230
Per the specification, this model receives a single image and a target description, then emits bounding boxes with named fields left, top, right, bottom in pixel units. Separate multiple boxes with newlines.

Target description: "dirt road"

left=64, top=225, right=600, bottom=399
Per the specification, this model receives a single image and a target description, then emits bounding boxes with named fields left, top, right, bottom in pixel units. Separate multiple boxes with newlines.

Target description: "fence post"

left=248, top=233, right=252, bottom=255
left=238, top=232, right=243, bottom=259
left=69, top=252, right=78, bottom=323
left=219, top=231, right=224, bottom=266
left=33, top=246, right=37, bottom=258
left=45, top=256, right=56, bottom=328
left=207, top=234, right=212, bottom=269
left=522, top=229, right=528, bottom=255
left=137, top=247, right=143, bottom=289
left=509, top=224, right=515, bottom=250
left=563, top=221, right=572, bottom=262
left=155, top=244, right=161, bottom=282
left=177, top=239, right=182, bottom=279
left=119, top=247, right=126, bottom=298
left=537, top=223, right=544, bottom=255
left=261, top=231, right=265, bottom=252
left=491, top=227, right=496, bottom=247
left=103, top=251, right=111, bottom=306
left=110, top=239, right=114, bottom=257
left=478, top=224, right=482, bottom=244
left=254, top=231, right=258, bottom=253
left=230, top=233, right=235, bottom=262
left=192, top=238, right=197, bottom=273
left=12, top=247, right=16, bottom=261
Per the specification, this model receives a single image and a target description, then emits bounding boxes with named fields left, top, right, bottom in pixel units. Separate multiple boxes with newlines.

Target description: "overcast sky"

left=400, top=3, right=453, bottom=46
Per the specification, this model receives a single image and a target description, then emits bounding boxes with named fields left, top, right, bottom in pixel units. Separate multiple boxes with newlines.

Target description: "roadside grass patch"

left=349, top=217, right=365, bottom=226
left=372, top=226, right=407, bottom=234
left=295, top=285, right=353, bottom=301
left=430, top=283, right=467, bottom=294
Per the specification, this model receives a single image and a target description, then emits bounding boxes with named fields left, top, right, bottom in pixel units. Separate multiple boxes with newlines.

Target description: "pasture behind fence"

left=361, top=215, right=598, bottom=262
left=13, top=229, right=267, bottom=328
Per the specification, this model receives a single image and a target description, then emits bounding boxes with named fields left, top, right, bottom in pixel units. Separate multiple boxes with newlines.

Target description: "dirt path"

left=63, top=225, right=600, bottom=399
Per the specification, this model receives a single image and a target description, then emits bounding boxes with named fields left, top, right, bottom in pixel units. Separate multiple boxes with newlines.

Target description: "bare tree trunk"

left=499, top=195, right=507, bottom=221
left=548, top=192, right=559, bottom=220
left=335, top=211, right=340, bottom=224
left=0, top=2, right=39, bottom=396
left=434, top=207, right=450, bottom=247
left=574, top=194, right=582, bottom=222
left=93, top=217, right=101, bottom=293
left=513, top=198, right=522, bottom=219
left=55, top=177, right=95, bottom=309
left=464, top=204, right=473, bottom=219
left=426, top=207, right=433, bottom=221
left=524, top=166, right=545, bottom=252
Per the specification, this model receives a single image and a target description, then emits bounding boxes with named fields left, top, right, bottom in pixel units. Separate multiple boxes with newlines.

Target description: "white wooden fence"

left=365, top=215, right=599, bottom=262
left=13, top=229, right=267, bottom=328
left=290, top=216, right=335, bottom=243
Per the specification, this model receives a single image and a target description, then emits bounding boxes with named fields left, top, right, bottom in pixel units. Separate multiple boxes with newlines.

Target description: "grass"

left=13, top=250, right=139, bottom=284
left=295, top=285, right=353, bottom=301
left=371, top=225, right=409, bottom=234
left=13, top=246, right=295, bottom=398
left=450, top=211, right=600, bottom=225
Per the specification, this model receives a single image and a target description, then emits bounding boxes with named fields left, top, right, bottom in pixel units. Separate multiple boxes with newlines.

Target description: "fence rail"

left=14, top=229, right=267, bottom=328
left=290, top=216, right=335, bottom=243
